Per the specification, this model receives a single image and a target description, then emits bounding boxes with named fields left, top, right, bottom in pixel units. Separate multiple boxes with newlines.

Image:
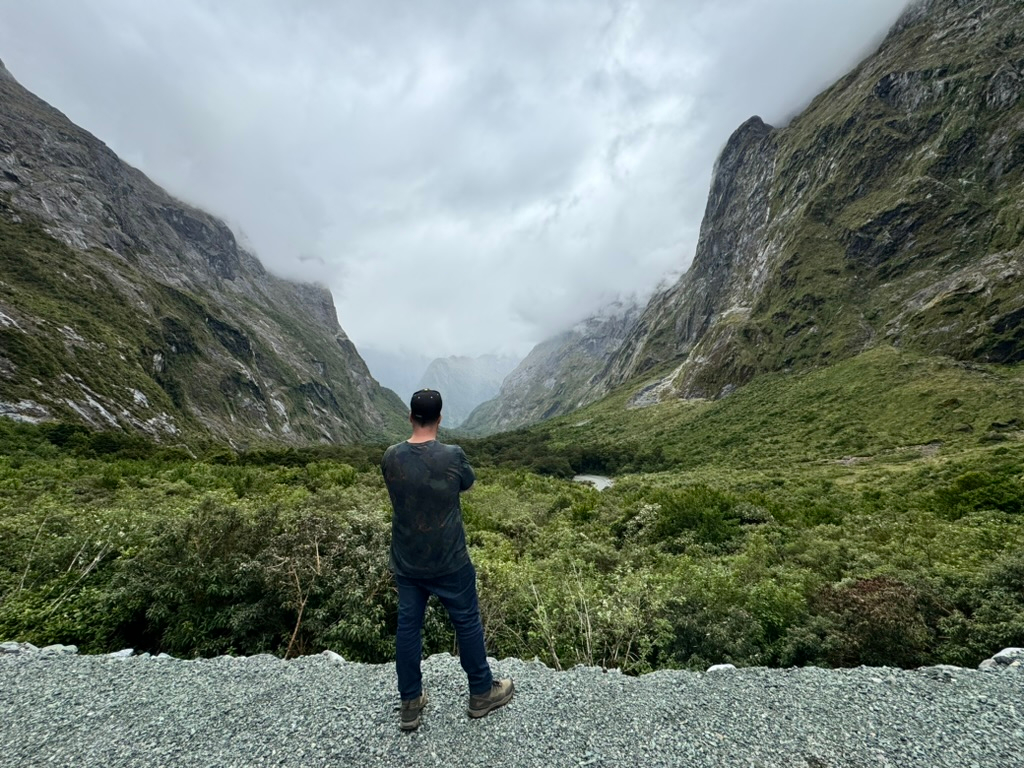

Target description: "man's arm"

left=458, top=447, right=475, bottom=492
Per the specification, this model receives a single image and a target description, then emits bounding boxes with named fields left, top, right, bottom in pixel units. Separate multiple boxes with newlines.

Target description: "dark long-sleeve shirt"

left=380, top=440, right=475, bottom=578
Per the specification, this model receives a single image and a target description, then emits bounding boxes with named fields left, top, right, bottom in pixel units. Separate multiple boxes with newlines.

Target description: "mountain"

left=461, top=300, right=640, bottom=435
left=417, top=354, right=519, bottom=428
left=464, top=0, right=1024, bottom=434
left=590, top=0, right=1024, bottom=404
left=0, top=58, right=407, bottom=445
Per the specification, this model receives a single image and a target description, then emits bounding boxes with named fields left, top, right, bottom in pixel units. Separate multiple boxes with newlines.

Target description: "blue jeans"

left=394, top=561, right=494, bottom=700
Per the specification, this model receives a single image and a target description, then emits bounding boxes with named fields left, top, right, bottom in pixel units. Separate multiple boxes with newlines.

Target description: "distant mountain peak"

left=417, top=354, right=520, bottom=428
left=462, top=300, right=640, bottom=435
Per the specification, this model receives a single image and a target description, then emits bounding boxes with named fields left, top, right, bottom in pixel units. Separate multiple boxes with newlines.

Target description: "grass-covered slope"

left=463, top=346, right=1024, bottom=481
left=559, top=347, right=1024, bottom=470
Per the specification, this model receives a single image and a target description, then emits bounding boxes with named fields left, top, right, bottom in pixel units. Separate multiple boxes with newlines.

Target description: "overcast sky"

left=0, top=0, right=911, bottom=360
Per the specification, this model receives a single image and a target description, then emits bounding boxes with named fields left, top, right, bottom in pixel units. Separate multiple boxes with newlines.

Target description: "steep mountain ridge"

left=591, top=0, right=1024, bottom=404
left=461, top=300, right=639, bottom=434
left=0, top=58, right=406, bottom=444
left=416, top=354, right=519, bottom=428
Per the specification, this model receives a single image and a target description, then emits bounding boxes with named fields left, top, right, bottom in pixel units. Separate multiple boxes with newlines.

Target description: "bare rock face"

left=0, top=62, right=405, bottom=444
left=593, top=0, right=1024, bottom=405
left=603, top=116, right=778, bottom=399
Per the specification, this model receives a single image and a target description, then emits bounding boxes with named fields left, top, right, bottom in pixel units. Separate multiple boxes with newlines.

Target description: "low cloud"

left=0, top=0, right=911, bottom=358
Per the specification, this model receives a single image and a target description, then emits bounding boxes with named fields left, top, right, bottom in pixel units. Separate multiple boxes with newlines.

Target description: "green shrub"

left=110, top=498, right=282, bottom=656
left=1, top=417, right=1022, bottom=673
left=789, top=576, right=939, bottom=668
left=303, top=461, right=358, bottom=491
left=934, top=470, right=1024, bottom=518
left=934, top=551, right=1024, bottom=666
left=652, top=485, right=742, bottom=546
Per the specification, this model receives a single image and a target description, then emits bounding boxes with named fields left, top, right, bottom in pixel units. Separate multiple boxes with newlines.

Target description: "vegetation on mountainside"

left=0, top=202, right=173, bottom=413
left=0, top=200, right=407, bottom=444
left=2, top=347, right=1021, bottom=672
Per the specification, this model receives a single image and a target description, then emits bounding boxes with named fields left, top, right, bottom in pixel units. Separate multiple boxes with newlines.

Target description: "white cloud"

left=0, top=0, right=911, bottom=358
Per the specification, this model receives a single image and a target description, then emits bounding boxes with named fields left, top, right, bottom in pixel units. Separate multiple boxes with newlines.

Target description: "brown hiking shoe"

left=467, top=678, right=514, bottom=718
left=400, top=691, right=428, bottom=731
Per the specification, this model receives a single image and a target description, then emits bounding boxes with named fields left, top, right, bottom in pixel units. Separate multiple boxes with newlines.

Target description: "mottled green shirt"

left=380, top=440, right=475, bottom=578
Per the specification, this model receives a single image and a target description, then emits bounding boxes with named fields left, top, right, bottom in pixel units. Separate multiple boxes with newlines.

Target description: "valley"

left=1, top=0, right=1023, bottom=678
left=1, top=341, right=1021, bottom=673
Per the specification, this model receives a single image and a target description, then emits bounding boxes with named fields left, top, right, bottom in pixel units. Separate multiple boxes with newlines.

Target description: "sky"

left=0, top=0, right=911, bottom=361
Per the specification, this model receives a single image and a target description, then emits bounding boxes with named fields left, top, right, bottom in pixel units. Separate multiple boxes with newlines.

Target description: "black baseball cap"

left=410, top=389, right=442, bottom=422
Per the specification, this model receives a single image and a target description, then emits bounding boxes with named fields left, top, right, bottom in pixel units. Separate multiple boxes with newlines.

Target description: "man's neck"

left=408, top=427, right=439, bottom=444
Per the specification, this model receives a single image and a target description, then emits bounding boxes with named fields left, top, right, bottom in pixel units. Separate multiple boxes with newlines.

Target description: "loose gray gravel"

left=1, top=653, right=1023, bottom=768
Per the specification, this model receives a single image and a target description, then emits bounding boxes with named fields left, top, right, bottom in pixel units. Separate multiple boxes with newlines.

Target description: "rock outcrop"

left=0, top=61, right=406, bottom=444
left=978, top=647, right=1024, bottom=671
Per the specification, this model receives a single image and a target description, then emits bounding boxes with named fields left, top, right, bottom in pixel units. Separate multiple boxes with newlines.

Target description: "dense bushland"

left=1, top=419, right=1022, bottom=672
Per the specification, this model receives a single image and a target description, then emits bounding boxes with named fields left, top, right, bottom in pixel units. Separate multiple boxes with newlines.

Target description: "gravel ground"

left=1, top=652, right=1023, bottom=768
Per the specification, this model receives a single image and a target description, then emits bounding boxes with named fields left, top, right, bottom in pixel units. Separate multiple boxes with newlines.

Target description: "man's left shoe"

left=400, top=691, right=428, bottom=731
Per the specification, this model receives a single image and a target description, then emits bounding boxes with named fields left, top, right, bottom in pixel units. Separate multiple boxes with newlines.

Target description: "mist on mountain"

left=0, top=0, right=912, bottom=361
left=418, top=355, right=520, bottom=428
left=359, top=347, right=434, bottom=406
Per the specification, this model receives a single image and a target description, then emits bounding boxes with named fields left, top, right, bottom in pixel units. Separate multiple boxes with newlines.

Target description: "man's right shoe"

left=467, top=678, right=514, bottom=718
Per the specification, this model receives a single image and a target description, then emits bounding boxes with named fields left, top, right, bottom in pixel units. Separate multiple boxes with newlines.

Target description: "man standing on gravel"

left=380, top=388, right=514, bottom=731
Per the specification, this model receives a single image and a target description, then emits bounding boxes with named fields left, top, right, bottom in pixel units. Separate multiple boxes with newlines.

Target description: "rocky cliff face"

left=596, top=0, right=1024, bottom=404
left=462, top=301, right=640, bottom=434
left=416, top=354, right=519, bottom=428
left=0, top=59, right=406, bottom=444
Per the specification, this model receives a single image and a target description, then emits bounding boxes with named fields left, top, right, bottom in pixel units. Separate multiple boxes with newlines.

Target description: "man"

left=380, top=388, right=514, bottom=732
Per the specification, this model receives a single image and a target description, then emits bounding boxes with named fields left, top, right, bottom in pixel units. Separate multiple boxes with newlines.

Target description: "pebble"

left=0, top=642, right=39, bottom=655
left=979, top=648, right=1024, bottom=671
left=993, top=648, right=1024, bottom=665
left=40, top=644, right=79, bottom=656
